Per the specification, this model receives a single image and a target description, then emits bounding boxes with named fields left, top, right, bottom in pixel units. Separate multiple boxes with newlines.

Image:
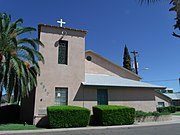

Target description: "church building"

left=20, top=24, right=169, bottom=125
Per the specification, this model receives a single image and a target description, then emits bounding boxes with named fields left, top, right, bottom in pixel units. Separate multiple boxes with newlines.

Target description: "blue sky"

left=1, top=0, right=180, bottom=92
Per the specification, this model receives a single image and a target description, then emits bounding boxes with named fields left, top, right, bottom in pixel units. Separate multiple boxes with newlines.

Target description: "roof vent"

left=86, top=56, right=92, bottom=61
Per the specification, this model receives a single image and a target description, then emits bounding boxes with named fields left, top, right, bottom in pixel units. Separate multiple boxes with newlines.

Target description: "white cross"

left=57, top=19, right=66, bottom=27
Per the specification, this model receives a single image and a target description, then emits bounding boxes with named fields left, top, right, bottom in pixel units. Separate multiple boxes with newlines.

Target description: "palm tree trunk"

left=0, top=86, right=2, bottom=106
left=0, top=63, right=6, bottom=104
left=7, top=63, right=12, bottom=103
left=0, top=54, right=2, bottom=62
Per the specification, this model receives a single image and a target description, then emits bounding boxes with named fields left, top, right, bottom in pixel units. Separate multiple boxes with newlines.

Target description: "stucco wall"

left=155, top=91, right=171, bottom=107
left=34, top=26, right=86, bottom=124
left=85, top=51, right=140, bottom=81
left=32, top=25, right=158, bottom=126
left=81, top=86, right=157, bottom=112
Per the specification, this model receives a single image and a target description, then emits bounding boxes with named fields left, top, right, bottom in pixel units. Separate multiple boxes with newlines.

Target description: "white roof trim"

left=164, top=93, right=180, bottom=100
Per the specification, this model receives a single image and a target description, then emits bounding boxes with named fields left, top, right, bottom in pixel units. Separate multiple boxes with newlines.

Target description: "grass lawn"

left=0, top=124, right=42, bottom=131
left=172, top=112, right=180, bottom=116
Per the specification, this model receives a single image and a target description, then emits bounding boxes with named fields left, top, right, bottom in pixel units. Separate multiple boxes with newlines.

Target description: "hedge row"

left=0, top=104, right=20, bottom=124
left=157, top=106, right=176, bottom=113
left=176, top=106, right=180, bottom=111
left=92, top=105, right=135, bottom=126
left=47, top=105, right=136, bottom=128
left=47, top=106, right=90, bottom=128
left=135, top=110, right=170, bottom=118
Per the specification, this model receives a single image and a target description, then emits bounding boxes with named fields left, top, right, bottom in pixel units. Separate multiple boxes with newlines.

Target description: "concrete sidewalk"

left=0, top=115, right=180, bottom=135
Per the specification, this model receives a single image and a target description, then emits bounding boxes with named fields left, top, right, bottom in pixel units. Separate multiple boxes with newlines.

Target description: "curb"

left=1, top=119, right=180, bottom=134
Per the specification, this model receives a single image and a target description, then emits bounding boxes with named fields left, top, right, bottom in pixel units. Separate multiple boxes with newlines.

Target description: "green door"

left=97, top=89, right=108, bottom=105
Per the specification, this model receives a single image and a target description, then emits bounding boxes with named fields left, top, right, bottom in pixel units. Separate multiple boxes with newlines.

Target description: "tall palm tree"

left=0, top=13, right=44, bottom=104
left=139, top=0, right=180, bottom=38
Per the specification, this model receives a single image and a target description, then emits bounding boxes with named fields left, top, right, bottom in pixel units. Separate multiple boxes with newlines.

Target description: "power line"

left=144, top=78, right=179, bottom=83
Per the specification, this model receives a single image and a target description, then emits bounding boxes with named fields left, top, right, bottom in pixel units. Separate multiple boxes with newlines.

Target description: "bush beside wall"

left=157, top=106, right=176, bottom=113
left=135, top=110, right=170, bottom=118
left=175, top=106, right=180, bottom=111
left=92, top=105, right=135, bottom=126
left=0, top=104, right=20, bottom=124
left=47, top=106, right=90, bottom=128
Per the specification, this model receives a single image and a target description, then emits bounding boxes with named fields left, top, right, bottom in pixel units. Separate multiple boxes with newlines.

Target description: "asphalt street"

left=4, top=123, right=180, bottom=135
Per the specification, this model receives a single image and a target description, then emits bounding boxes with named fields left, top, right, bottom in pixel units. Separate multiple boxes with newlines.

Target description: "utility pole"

left=179, top=78, right=180, bottom=91
left=131, top=51, right=138, bottom=74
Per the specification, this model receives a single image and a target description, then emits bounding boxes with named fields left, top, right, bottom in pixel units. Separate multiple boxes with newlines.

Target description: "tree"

left=0, top=13, right=44, bottom=104
left=139, top=0, right=180, bottom=38
left=123, top=45, right=132, bottom=71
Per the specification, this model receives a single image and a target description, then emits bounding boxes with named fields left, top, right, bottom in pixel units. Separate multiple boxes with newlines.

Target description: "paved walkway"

left=0, top=115, right=180, bottom=135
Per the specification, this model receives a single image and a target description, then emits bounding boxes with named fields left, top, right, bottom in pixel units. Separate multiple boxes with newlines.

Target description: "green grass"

left=172, top=112, right=180, bottom=116
left=0, top=124, right=42, bottom=131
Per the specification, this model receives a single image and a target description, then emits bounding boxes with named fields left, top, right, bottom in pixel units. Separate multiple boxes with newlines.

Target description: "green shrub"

left=135, top=111, right=160, bottom=117
left=157, top=106, right=176, bottom=113
left=175, top=106, right=180, bottom=111
left=135, top=111, right=149, bottom=118
left=157, top=107, right=168, bottom=113
left=47, top=106, right=90, bottom=128
left=92, top=105, right=135, bottom=126
left=158, top=112, right=171, bottom=115
left=169, top=106, right=176, bottom=113
left=135, top=110, right=170, bottom=118
left=151, top=111, right=161, bottom=117
left=0, top=104, right=20, bottom=124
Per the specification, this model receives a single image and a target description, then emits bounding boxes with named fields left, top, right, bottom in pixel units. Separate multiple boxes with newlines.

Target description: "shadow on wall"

left=73, top=85, right=96, bottom=101
left=0, top=104, right=20, bottom=124
left=108, top=88, right=155, bottom=101
left=20, top=88, right=36, bottom=124
left=36, top=116, right=49, bottom=128
left=74, top=86, right=155, bottom=101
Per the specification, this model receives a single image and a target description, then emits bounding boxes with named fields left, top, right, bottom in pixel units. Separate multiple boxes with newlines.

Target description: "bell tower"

left=33, top=24, right=87, bottom=125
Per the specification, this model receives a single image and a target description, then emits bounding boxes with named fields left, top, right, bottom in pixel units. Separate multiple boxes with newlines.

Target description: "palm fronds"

left=0, top=12, right=44, bottom=104
left=139, top=0, right=162, bottom=4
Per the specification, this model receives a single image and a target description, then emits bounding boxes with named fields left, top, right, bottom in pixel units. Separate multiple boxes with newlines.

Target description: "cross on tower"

left=57, top=19, right=66, bottom=27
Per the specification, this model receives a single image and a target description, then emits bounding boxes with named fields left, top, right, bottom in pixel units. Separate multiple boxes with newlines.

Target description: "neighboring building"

left=155, top=91, right=171, bottom=107
left=20, top=24, right=166, bottom=125
left=159, top=88, right=174, bottom=94
left=164, top=93, right=180, bottom=106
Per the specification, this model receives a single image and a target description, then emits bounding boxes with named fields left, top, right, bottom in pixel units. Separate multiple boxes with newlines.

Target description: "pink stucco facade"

left=155, top=91, right=171, bottom=107
left=33, top=25, right=86, bottom=124
left=82, top=87, right=157, bottom=112
left=85, top=51, right=141, bottom=81
left=23, top=24, right=168, bottom=125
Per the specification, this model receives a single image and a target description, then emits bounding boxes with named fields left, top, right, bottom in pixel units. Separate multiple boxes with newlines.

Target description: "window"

left=158, top=102, right=165, bottom=107
left=97, top=89, right=108, bottom=105
left=55, top=88, right=68, bottom=106
left=58, top=40, right=68, bottom=64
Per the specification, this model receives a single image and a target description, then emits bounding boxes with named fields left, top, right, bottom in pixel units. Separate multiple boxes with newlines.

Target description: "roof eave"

left=38, top=24, right=87, bottom=35
left=155, top=90, right=172, bottom=100
left=38, top=24, right=88, bottom=40
left=82, top=82, right=166, bottom=89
